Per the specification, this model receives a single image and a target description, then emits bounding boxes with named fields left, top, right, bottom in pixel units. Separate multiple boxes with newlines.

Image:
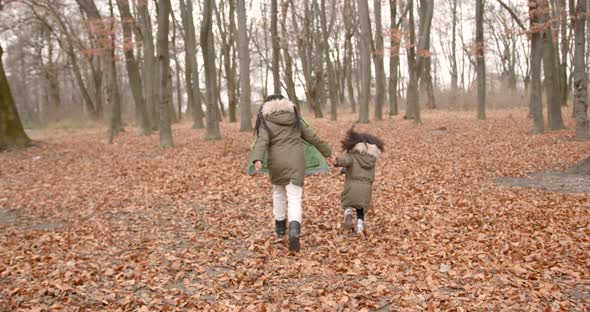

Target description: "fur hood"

left=353, top=143, right=382, bottom=159
left=261, top=98, right=296, bottom=117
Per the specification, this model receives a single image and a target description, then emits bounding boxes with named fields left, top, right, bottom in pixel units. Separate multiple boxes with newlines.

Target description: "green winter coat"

left=335, top=143, right=381, bottom=210
left=250, top=99, right=332, bottom=186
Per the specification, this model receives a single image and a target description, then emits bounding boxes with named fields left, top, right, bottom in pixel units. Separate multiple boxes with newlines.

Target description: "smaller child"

left=334, top=127, right=384, bottom=234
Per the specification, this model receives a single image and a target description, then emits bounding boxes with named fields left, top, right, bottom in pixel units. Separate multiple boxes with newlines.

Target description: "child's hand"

left=254, top=161, right=263, bottom=171
left=327, top=156, right=336, bottom=166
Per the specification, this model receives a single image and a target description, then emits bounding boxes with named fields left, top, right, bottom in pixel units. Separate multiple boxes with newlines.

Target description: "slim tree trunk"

left=156, top=0, right=174, bottom=147
left=280, top=1, right=299, bottom=108
left=179, top=0, right=205, bottom=129
left=373, top=0, right=386, bottom=120
left=530, top=0, right=545, bottom=133
left=214, top=1, right=238, bottom=123
left=202, top=0, right=222, bottom=140
left=451, top=0, right=459, bottom=96
left=237, top=0, right=252, bottom=131
left=117, top=0, right=151, bottom=135
left=405, top=0, right=418, bottom=121
left=389, top=0, right=399, bottom=116
left=476, top=0, right=486, bottom=120
left=271, top=0, right=281, bottom=94
left=541, top=0, right=566, bottom=129
left=420, top=0, right=435, bottom=110
left=574, top=0, right=590, bottom=140
left=106, top=0, right=123, bottom=143
left=320, top=0, right=339, bottom=120
left=0, top=45, right=31, bottom=150
left=137, top=2, right=157, bottom=130
left=343, top=0, right=357, bottom=112
left=358, top=0, right=371, bottom=123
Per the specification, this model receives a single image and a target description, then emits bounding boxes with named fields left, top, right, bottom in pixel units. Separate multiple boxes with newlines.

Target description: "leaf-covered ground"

left=1, top=109, right=589, bottom=311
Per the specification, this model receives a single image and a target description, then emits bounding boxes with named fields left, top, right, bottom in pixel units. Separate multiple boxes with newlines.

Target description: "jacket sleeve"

left=301, top=124, right=332, bottom=157
left=251, top=127, right=270, bottom=163
left=335, top=154, right=353, bottom=167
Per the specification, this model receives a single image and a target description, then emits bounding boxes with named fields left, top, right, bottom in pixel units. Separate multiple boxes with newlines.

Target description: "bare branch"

left=496, top=0, right=527, bottom=31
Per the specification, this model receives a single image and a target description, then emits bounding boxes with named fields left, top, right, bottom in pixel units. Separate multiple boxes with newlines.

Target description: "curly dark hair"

left=254, top=94, right=301, bottom=137
left=340, top=127, right=385, bottom=152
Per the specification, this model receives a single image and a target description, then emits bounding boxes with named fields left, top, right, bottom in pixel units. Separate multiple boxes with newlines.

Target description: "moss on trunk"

left=0, top=45, right=31, bottom=151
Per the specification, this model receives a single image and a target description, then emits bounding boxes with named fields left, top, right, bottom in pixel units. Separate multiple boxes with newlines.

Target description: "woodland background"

left=0, top=0, right=589, bottom=310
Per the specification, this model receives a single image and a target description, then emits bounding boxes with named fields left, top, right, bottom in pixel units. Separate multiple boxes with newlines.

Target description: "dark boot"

left=288, top=221, right=301, bottom=252
left=275, top=219, right=286, bottom=238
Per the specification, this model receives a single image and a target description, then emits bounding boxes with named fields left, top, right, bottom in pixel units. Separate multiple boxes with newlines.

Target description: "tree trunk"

left=106, top=0, right=123, bottom=143
left=343, top=0, right=357, bottom=112
left=320, top=0, right=339, bottom=120
left=214, top=1, right=238, bottom=123
left=574, top=0, right=590, bottom=140
left=156, top=0, right=174, bottom=147
left=388, top=0, right=399, bottom=116
left=540, top=0, right=566, bottom=130
left=116, top=0, right=151, bottom=135
left=178, top=0, right=204, bottom=129
left=280, top=1, right=299, bottom=108
left=419, top=0, right=435, bottom=110
left=476, top=0, right=486, bottom=120
left=450, top=0, right=459, bottom=97
left=202, top=0, right=222, bottom=140
left=405, top=0, right=418, bottom=121
left=271, top=0, right=281, bottom=94
left=358, top=0, right=371, bottom=123
left=373, top=0, right=386, bottom=120
left=137, top=2, right=156, bottom=130
left=237, top=0, right=252, bottom=131
left=530, top=0, right=545, bottom=133
left=560, top=0, right=570, bottom=106
left=0, top=45, right=31, bottom=150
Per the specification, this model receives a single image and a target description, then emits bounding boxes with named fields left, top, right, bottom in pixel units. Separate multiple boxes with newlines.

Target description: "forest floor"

left=1, top=108, right=589, bottom=311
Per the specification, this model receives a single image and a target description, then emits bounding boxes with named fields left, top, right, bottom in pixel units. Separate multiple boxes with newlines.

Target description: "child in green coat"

left=334, top=128, right=384, bottom=234
left=251, top=94, right=333, bottom=251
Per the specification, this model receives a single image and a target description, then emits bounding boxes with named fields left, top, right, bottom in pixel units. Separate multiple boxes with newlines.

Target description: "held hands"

left=254, top=160, right=263, bottom=172
left=327, top=155, right=336, bottom=166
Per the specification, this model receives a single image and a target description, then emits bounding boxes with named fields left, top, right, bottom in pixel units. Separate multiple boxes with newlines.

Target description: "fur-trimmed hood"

left=353, top=143, right=382, bottom=159
left=261, top=98, right=296, bottom=117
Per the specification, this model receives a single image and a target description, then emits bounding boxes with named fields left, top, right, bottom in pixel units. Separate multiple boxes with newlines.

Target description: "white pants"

left=273, top=183, right=303, bottom=223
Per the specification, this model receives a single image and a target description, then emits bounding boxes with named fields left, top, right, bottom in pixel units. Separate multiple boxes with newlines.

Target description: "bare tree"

left=539, top=0, right=566, bottom=129
left=388, top=0, right=401, bottom=116
left=215, top=0, right=238, bottom=123
left=201, top=0, right=221, bottom=140
left=373, top=0, right=386, bottom=120
left=358, top=0, right=371, bottom=123
left=156, top=0, right=174, bottom=147
left=343, top=0, right=357, bottom=112
left=419, top=0, right=435, bottom=110
left=237, top=0, right=252, bottom=131
left=116, top=0, right=151, bottom=135
left=574, top=0, right=589, bottom=140
left=271, top=0, right=281, bottom=94
left=0, top=45, right=31, bottom=150
left=178, top=0, right=205, bottom=129
left=137, top=1, right=157, bottom=130
left=320, top=0, right=339, bottom=120
left=405, top=0, right=432, bottom=123
left=280, top=1, right=298, bottom=107
left=476, top=0, right=486, bottom=120
left=529, top=0, right=545, bottom=133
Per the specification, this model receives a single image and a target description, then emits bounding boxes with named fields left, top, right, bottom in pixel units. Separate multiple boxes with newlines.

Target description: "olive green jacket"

left=251, top=99, right=332, bottom=186
left=335, top=143, right=381, bottom=210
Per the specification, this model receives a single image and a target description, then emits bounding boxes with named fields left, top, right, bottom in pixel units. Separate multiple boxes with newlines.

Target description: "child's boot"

left=356, top=219, right=364, bottom=234
left=343, top=208, right=354, bottom=230
left=275, top=219, right=286, bottom=238
left=288, top=221, right=301, bottom=252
